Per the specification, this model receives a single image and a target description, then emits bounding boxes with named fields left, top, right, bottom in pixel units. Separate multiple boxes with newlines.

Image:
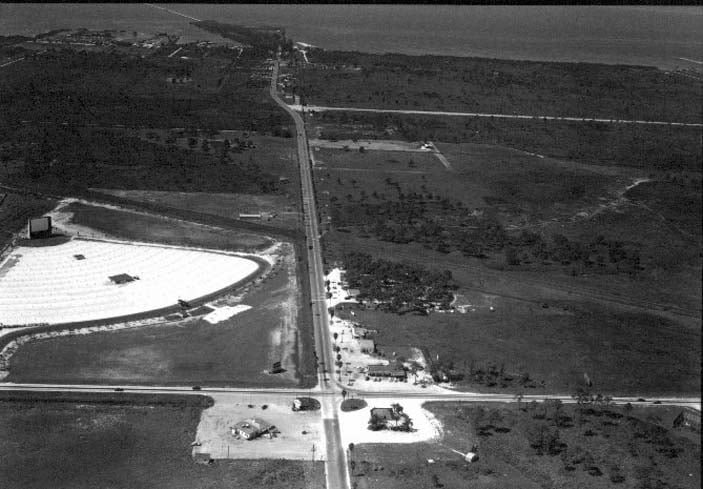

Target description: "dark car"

left=114, top=388, right=124, bottom=392
left=192, top=386, right=202, bottom=391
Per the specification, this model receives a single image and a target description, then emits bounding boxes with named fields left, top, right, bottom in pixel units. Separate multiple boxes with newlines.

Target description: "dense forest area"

left=303, top=50, right=702, bottom=124
left=0, top=48, right=286, bottom=131
left=0, top=125, right=281, bottom=194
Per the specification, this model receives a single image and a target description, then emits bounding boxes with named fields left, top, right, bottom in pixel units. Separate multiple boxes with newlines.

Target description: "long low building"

left=367, top=363, right=406, bottom=379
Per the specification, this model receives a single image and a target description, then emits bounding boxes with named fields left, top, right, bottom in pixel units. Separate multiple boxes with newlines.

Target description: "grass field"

left=334, top=294, right=701, bottom=396
left=65, top=202, right=274, bottom=252
left=6, top=242, right=308, bottom=388
left=91, top=189, right=302, bottom=230
left=350, top=402, right=700, bottom=489
left=0, top=392, right=323, bottom=489
left=313, top=111, right=702, bottom=172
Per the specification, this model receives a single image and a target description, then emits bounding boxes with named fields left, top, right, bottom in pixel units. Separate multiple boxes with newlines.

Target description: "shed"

left=109, top=273, right=135, bottom=284
left=358, top=339, right=375, bottom=354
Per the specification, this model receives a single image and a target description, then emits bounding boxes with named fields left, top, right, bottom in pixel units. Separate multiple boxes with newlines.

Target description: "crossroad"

left=269, top=58, right=351, bottom=489
left=0, top=51, right=699, bottom=489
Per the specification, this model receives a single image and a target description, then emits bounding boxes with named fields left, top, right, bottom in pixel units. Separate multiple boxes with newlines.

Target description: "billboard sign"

left=28, top=216, right=52, bottom=239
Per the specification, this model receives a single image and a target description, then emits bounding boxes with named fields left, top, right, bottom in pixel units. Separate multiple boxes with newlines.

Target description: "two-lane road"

left=269, top=58, right=350, bottom=489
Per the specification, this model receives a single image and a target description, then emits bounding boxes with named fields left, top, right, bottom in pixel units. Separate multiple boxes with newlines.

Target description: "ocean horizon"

left=0, top=4, right=701, bottom=70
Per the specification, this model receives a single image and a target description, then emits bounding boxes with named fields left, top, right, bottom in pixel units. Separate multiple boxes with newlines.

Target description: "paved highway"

left=269, top=58, right=350, bottom=489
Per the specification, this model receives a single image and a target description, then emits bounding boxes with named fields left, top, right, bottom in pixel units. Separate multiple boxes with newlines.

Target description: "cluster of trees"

left=342, top=251, right=456, bottom=313
left=194, top=21, right=288, bottom=56
left=332, top=188, right=642, bottom=274
left=0, top=48, right=288, bottom=134
left=9, top=126, right=280, bottom=194
left=368, top=403, right=413, bottom=432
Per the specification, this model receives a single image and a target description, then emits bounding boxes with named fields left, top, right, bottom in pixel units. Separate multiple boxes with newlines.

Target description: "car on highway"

left=192, top=386, right=202, bottom=391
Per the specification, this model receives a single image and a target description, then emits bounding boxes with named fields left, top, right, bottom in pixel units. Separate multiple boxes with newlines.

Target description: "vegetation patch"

left=0, top=393, right=321, bottom=489
left=332, top=299, right=701, bottom=396
left=302, top=50, right=701, bottom=123
left=341, top=251, right=456, bottom=313
left=349, top=402, right=700, bottom=489
left=341, top=398, right=368, bottom=412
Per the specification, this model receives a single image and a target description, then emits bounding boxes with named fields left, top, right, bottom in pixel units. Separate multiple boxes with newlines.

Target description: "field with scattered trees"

left=350, top=402, right=700, bottom=489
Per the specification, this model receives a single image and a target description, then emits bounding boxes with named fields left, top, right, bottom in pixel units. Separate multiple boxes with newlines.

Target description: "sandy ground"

left=0, top=238, right=259, bottom=325
left=194, top=392, right=325, bottom=460
left=338, top=397, right=443, bottom=446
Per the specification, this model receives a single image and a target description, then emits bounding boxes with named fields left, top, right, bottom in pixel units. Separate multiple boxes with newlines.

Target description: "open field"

left=63, top=201, right=274, bottom=252
left=195, top=393, right=324, bottom=460
left=5, top=240, right=308, bottom=387
left=349, top=402, right=700, bottom=489
left=0, top=392, right=323, bottom=489
left=333, top=296, right=701, bottom=396
left=312, top=111, right=702, bottom=172
left=313, top=141, right=700, bottom=397
left=0, top=238, right=261, bottom=325
left=302, top=51, right=702, bottom=123
left=92, top=189, right=302, bottom=230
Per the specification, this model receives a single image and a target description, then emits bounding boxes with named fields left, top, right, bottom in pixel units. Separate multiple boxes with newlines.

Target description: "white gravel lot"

left=338, top=398, right=443, bottom=446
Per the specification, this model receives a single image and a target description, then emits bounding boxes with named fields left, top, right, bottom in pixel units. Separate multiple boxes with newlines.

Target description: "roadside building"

left=193, top=452, right=213, bottom=465
left=352, top=326, right=376, bottom=339
left=673, top=409, right=701, bottom=432
left=358, top=339, right=376, bottom=354
left=232, top=418, right=274, bottom=440
left=367, top=363, right=406, bottom=379
left=370, top=407, right=396, bottom=422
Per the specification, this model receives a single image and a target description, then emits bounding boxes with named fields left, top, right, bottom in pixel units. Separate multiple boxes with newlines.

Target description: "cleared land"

left=6, top=241, right=307, bottom=388
left=349, top=402, right=701, bottom=489
left=334, top=298, right=701, bottom=396
left=311, top=111, right=702, bottom=172
left=64, top=201, right=274, bottom=252
left=315, top=141, right=701, bottom=396
left=0, top=238, right=260, bottom=325
left=0, top=392, right=323, bottom=489
left=194, top=393, right=324, bottom=460
left=91, top=189, right=301, bottom=230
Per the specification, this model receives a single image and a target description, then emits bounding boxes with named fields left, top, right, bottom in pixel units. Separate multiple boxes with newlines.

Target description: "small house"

left=673, top=409, right=701, bottom=432
left=358, top=339, right=375, bottom=354
left=232, top=418, right=274, bottom=440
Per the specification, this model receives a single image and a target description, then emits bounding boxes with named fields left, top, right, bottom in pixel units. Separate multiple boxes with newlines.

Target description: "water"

left=1, top=4, right=701, bottom=69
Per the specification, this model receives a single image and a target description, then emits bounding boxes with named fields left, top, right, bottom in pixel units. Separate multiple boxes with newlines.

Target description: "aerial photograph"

left=0, top=3, right=700, bottom=488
